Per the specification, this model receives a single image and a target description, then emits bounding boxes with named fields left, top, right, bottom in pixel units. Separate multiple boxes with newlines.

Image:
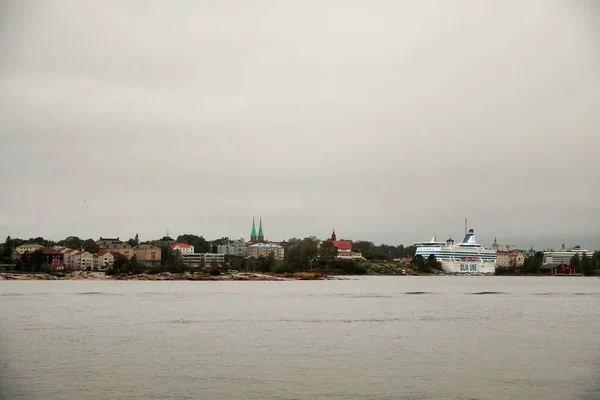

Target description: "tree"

left=83, top=239, right=99, bottom=254
left=592, top=251, right=600, bottom=274
left=111, top=253, right=129, bottom=273
left=581, top=253, right=593, bottom=276
left=177, top=234, right=209, bottom=253
left=58, top=236, right=84, bottom=250
left=284, top=241, right=318, bottom=271
left=265, top=252, right=276, bottom=271
left=570, top=253, right=581, bottom=273
left=522, top=251, right=544, bottom=274
left=2, top=236, right=14, bottom=262
left=318, top=239, right=338, bottom=260
left=27, top=250, right=47, bottom=272
left=427, top=254, right=442, bottom=271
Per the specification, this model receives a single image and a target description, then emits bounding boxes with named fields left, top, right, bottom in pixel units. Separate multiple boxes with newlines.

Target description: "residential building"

left=110, top=244, right=161, bottom=265
left=330, top=230, right=364, bottom=260
left=133, top=243, right=161, bottom=265
left=15, top=243, right=43, bottom=255
left=72, top=251, right=94, bottom=270
left=21, top=247, right=64, bottom=269
left=217, top=238, right=247, bottom=257
left=93, top=252, right=114, bottom=270
left=61, top=249, right=78, bottom=269
left=170, top=242, right=195, bottom=254
left=96, top=237, right=126, bottom=250
left=247, top=243, right=284, bottom=260
left=510, top=250, right=525, bottom=266
left=496, top=251, right=510, bottom=267
left=110, top=247, right=136, bottom=259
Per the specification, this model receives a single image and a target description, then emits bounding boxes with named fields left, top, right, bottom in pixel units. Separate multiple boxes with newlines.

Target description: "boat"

left=414, top=229, right=496, bottom=275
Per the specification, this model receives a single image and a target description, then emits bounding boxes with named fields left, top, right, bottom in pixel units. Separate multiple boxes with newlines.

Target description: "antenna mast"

left=464, top=218, right=467, bottom=235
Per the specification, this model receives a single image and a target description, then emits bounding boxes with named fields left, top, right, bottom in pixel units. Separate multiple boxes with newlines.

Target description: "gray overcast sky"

left=0, top=1, right=598, bottom=249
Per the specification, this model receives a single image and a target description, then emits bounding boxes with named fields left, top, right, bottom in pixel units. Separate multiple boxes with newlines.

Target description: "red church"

left=330, top=230, right=365, bottom=260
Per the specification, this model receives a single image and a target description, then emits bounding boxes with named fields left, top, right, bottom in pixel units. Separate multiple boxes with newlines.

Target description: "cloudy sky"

left=0, top=1, right=598, bottom=249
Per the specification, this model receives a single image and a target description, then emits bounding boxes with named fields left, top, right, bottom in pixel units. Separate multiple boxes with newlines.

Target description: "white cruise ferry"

left=414, top=229, right=496, bottom=274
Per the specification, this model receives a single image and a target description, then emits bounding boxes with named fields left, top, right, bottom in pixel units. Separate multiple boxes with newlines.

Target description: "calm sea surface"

left=1, top=276, right=599, bottom=400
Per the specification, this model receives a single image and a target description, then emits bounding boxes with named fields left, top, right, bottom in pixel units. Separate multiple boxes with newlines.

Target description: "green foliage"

left=580, top=252, right=594, bottom=276
left=522, top=251, right=544, bottom=274
left=58, top=236, right=84, bottom=250
left=2, top=236, right=14, bottom=262
left=569, top=253, right=581, bottom=272
left=176, top=234, right=209, bottom=253
left=318, top=239, right=338, bottom=260
left=83, top=239, right=99, bottom=254
left=25, top=250, right=47, bottom=271
left=284, top=241, right=318, bottom=270
left=332, top=259, right=367, bottom=274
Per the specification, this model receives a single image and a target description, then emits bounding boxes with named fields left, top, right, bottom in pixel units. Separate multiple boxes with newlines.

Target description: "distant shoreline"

left=0, top=271, right=342, bottom=281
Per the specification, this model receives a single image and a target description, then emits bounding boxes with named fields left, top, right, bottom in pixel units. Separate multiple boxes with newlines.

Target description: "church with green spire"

left=250, top=217, right=265, bottom=243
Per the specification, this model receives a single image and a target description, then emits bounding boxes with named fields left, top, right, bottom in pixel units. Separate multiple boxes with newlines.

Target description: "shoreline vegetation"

left=0, top=271, right=340, bottom=281
left=0, top=261, right=447, bottom=281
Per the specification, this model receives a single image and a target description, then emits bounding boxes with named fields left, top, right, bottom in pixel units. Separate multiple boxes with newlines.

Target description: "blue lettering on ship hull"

left=459, top=264, right=479, bottom=272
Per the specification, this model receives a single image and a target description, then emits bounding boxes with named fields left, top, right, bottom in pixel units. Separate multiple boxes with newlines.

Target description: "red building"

left=21, top=247, right=64, bottom=268
left=330, top=230, right=364, bottom=260
left=541, top=263, right=576, bottom=275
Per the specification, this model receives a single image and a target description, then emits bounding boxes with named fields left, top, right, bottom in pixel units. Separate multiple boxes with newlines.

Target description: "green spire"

left=251, top=217, right=257, bottom=239
left=258, top=217, right=264, bottom=239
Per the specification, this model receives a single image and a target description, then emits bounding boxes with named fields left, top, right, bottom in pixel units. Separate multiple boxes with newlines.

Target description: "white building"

left=247, top=243, right=284, bottom=260
left=93, top=252, right=115, bottom=270
left=543, top=246, right=591, bottom=265
left=181, top=253, right=226, bottom=267
left=170, top=242, right=195, bottom=254
left=217, top=238, right=247, bottom=257
left=73, top=251, right=94, bottom=270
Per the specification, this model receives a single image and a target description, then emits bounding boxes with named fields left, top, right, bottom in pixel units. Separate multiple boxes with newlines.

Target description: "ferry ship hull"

left=437, top=259, right=496, bottom=275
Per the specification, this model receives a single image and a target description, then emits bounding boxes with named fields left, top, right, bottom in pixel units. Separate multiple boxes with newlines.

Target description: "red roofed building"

left=330, top=230, right=365, bottom=260
left=170, top=242, right=194, bottom=254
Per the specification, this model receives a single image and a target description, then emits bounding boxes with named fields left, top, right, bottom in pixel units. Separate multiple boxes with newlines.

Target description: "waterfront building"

left=540, top=263, right=576, bottom=275
left=181, top=253, right=226, bottom=267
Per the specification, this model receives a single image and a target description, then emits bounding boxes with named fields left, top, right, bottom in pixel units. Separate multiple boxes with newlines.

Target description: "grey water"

left=1, top=276, right=599, bottom=400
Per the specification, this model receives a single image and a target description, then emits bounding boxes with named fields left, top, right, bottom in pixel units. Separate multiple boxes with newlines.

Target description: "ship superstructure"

left=415, top=229, right=496, bottom=274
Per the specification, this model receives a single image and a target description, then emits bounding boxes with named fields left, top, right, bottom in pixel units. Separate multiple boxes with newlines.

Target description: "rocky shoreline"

left=0, top=271, right=342, bottom=281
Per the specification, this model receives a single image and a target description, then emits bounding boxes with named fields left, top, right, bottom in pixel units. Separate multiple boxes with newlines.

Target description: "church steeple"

left=331, top=229, right=337, bottom=241
left=258, top=217, right=264, bottom=242
left=250, top=217, right=257, bottom=243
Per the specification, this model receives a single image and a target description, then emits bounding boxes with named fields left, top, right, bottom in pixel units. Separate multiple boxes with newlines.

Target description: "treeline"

left=508, top=251, right=600, bottom=275
left=570, top=252, right=600, bottom=276
left=283, top=237, right=417, bottom=261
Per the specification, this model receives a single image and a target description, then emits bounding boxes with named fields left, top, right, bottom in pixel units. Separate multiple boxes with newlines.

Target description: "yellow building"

left=15, top=243, right=44, bottom=255
left=111, top=244, right=161, bottom=265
